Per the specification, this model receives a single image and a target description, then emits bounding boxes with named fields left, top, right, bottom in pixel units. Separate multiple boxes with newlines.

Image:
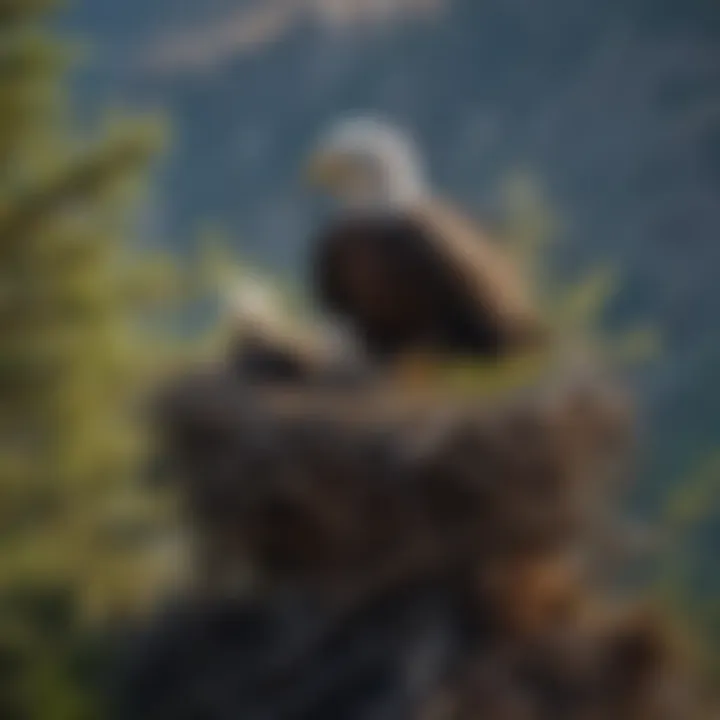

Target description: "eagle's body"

left=306, top=118, right=546, bottom=363
left=314, top=200, right=544, bottom=361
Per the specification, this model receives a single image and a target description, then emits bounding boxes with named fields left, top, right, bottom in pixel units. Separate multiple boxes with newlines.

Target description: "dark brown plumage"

left=312, top=201, right=547, bottom=363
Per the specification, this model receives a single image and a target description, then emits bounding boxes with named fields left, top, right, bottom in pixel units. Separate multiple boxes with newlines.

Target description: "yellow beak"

left=304, top=151, right=350, bottom=190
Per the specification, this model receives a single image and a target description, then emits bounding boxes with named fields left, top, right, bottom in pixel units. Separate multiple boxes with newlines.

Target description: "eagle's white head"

left=305, top=116, right=429, bottom=212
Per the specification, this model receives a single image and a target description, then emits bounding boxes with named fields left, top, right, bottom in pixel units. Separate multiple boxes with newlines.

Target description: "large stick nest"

left=124, top=364, right=705, bottom=720
left=158, top=362, right=631, bottom=602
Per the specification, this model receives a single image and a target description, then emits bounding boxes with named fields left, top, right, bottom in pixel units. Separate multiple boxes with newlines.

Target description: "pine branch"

left=0, top=0, right=61, bottom=25
left=0, top=128, right=162, bottom=242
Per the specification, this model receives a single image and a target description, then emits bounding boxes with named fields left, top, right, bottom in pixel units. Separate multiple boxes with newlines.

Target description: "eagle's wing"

left=411, top=198, right=545, bottom=347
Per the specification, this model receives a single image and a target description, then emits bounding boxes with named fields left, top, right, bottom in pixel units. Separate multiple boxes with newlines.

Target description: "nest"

left=121, top=363, right=706, bottom=720
left=159, top=361, right=631, bottom=606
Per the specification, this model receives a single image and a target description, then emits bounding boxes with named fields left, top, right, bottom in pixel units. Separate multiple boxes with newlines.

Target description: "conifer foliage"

left=0, top=2, right=168, bottom=716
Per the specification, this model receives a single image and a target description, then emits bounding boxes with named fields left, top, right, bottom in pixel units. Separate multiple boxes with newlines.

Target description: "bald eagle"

left=305, top=117, right=546, bottom=363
